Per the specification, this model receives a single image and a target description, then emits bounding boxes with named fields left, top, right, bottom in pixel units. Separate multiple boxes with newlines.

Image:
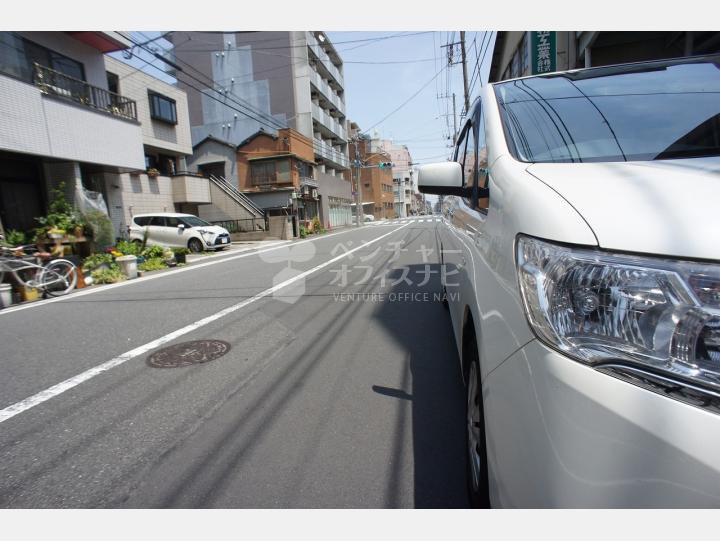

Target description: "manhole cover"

left=147, top=340, right=231, bottom=368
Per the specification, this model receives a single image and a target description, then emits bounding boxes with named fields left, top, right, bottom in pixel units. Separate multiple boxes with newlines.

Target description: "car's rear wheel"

left=466, top=335, right=490, bottom=508
left=188, top=238, right=203, bottom=253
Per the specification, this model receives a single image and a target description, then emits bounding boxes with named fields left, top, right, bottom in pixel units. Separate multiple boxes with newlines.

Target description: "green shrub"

left=3, top=229, right=27, bottom=246
left=84, top=210, right=114, bottom=250
left=34, top=182, right=85, bottom=235
left=138, top=257, right=167, bottom=272
left=91, top=266, right=125, bottom=284
left=172, top=247, right=191, bottom=256
left=116, top=240, right=142, bottom=256
left=311, top=216, right=325, bottom=234
left=299, top=225, right=307, bottom=238
left=83, top=253, right=114, bottom=271
left=141, top=245, right=165, bottom=259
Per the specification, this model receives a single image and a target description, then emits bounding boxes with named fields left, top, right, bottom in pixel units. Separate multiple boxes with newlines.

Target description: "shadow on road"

left=372, top=263, right=469, bottom=508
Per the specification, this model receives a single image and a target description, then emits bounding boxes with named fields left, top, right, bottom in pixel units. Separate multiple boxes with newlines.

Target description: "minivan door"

left=441, top=120, right=476, bottom=347
left=146, top=216, right=167, bottom=246
left=163, top=216, right=188, bottom=248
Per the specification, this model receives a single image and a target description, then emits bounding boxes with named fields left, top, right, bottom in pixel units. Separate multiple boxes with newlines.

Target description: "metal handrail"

left=33, top=63, right=137, bottom=121
left=207, top=174, right=265, bottom=218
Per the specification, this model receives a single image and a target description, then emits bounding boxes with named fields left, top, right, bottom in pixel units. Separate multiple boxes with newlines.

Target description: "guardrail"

left=33, top=63, right=137, bottom=121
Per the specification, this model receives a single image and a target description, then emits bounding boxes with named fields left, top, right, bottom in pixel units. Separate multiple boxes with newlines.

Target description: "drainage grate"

left=147, top=340, right=231, bottom=368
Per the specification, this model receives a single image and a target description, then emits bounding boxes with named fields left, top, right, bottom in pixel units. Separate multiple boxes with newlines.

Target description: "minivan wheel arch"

left=188, top=237, right=204, bottom=253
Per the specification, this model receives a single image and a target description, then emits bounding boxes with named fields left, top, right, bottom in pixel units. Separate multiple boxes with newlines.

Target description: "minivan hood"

left=526, top=157, right=720, bottom=261
left=192, top=225, right=227, bottom=235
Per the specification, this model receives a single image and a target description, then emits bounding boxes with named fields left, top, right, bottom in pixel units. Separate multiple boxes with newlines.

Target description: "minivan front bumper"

left=483, top=339, right=720, bottom=508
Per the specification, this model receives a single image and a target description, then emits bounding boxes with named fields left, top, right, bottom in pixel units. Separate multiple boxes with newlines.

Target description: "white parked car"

left=351, top=213, right=376, bottom=224
left=419, top=56, right=720, bottom=508
left=129, top=213, right=231, bottom=253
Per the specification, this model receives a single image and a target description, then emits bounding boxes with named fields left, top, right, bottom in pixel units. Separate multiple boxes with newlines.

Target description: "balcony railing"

left=33, top=63, right=138, bottom=121
left=306, top=32, right=344, bottom=89
left=313, top=138, right=349, bottom=169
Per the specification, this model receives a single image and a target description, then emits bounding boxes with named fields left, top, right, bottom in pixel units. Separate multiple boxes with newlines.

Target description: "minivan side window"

left=165, top=217, right=181, bottom=228
left=149, top=216, right=166, bottom=227
left=475, top=103, right=489, bottom=212
left=133, top=216, right=150, bottom=226
left=454, top=123, right=471, bottom=185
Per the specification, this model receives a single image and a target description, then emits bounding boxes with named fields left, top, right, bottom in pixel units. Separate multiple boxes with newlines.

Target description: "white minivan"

left=418, top=56, right=720, bottom=507
left=129, top=213, right=231, bottom=252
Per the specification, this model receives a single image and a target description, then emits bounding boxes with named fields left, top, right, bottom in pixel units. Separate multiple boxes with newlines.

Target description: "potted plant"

left=172, top=247, right=190, bottom=264
left=146, top=168, right=160, bottom=178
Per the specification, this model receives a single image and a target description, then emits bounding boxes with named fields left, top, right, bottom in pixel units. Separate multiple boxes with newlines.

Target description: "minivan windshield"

left=182, top=216, right=211, bottom=227
left=494, top=58, right=720, bottom=163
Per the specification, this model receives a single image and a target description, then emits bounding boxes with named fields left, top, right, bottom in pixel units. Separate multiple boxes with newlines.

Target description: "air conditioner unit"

left=302, top=185, right=310, bottom=196
left=311, top=189, right=318, bottom=200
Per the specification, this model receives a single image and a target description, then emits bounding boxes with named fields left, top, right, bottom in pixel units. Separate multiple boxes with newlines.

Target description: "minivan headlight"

left=516, top=235, right=720, bottom=391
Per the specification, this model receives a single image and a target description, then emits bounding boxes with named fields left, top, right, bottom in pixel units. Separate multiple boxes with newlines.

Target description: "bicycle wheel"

left=39, top=259, right=78, bottom=297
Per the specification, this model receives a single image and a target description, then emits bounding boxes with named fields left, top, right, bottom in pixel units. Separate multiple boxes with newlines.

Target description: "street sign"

left=531, top=31, right=556, bottom=74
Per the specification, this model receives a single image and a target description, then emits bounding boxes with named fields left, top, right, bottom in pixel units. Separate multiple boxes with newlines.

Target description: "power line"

left=362, top=65, right=447, bottom=135
left=165, top=31, right=434, bottom=53
left=127, top=32, right=288, bottom=132
left=120, top=33, right=290, bottom=136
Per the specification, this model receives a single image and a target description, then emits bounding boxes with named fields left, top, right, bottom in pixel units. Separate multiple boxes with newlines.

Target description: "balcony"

left=309, top=70, right=345, bottom=115
left=313, top=138, right=349, bottom=170
left=34, top=63, right=137, bottom=121
left=171, top=173, right=211, bottom=204
left=311, top=103, right=347, bottom=142
left=306, top=32, right=344, bottom=89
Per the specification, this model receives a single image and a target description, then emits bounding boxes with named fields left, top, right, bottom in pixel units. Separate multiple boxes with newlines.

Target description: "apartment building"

left=0, top=31, right=270, bottom=241
left=99, top=56, right=200, bottom=235
left=489, top=31, right=720, bottom=82
left=170, top=31, right=353, bottom=229
left=0, top=31, right=144, bottom=235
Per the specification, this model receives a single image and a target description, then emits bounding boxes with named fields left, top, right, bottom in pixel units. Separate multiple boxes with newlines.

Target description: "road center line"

left=0, top=222, right=410, bottom=425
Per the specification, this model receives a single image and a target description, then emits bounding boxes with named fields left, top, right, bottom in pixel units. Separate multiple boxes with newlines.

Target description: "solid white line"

left=0, top=222, right=411, bottom=424
left=0, top=226, right=366, bottom=316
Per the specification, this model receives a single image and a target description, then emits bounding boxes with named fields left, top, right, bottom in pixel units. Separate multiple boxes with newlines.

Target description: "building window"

left=0, top=32, right=85, bottom=83
left=107, top=71, right=119, bottom=94
left=276, top=159, right=291, bottom=183
left=297, top=161, right=313, bottom=179
left=148, top=91, right=177, bottom=124
left=251, top=161, right=274, bottom=185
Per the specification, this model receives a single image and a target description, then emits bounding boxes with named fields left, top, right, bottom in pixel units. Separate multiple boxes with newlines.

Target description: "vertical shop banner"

left=531, top=32, right=556, bottom=74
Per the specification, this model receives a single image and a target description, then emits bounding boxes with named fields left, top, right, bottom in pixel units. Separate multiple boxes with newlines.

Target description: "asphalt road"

left=0, top=217, right=469, bottom=508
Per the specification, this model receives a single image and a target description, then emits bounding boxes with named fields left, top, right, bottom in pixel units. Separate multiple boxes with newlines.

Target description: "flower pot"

left=21, top=286, right=40, bottom=302
left=175, top=253, right=186, bottom=264
left=0, top=283, right=12, bottom=309
left=115, top=255, right=138, bottom=279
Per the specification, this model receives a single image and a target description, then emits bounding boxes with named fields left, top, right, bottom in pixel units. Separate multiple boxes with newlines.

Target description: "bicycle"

left=0, top=243, right=78, bottom=297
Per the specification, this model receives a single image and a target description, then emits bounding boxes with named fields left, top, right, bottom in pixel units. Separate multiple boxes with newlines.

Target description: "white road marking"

left=0, top=222, right=411, bottom=424
left=0, top=226, right=365, bottom=316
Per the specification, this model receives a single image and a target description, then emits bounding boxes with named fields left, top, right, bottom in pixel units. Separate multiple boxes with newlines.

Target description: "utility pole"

left=460, top=31, right=470, bottom=114
left=352, top=138, right=363, bottom=228
left=452, top=93, right=458, bottom=145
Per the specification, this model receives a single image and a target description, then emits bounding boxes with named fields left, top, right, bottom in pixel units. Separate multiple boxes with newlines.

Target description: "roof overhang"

left=66, top=31, right=133, bottom=53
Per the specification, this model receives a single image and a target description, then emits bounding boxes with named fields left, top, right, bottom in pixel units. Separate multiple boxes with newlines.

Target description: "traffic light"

left=377, top=162, right=392, bottom=169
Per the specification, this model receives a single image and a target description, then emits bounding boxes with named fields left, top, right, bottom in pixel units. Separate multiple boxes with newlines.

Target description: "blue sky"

left=327, top=31, right=495, bottom=167
left=111, top=31, right=496, bottom=169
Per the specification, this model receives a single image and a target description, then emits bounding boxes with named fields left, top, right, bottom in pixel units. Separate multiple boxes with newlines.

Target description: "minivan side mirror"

left=418, top=162, right=471, bottom=197
left=178, top=223, right=186, bottom=229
